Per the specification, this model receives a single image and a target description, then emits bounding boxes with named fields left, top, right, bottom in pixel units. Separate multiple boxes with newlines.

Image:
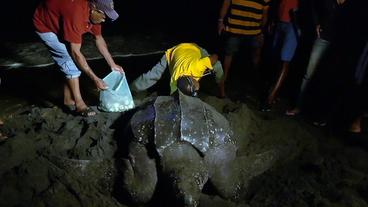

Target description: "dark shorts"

left=223, top=33, right=261, bottom=56
left=272, top=22, right=299, bottom=62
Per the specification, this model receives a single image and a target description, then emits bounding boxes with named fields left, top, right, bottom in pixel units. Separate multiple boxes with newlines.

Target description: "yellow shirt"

left=165, top=43, right=213, bottom=94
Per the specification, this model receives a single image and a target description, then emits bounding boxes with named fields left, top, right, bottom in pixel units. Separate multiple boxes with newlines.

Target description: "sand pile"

left=0, top=96, right=367, bottom=207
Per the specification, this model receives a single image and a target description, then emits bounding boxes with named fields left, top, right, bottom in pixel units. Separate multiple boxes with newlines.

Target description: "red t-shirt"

left=278, top=0, right=299, bottom=22
left=33, top=0, right=101, bottom=44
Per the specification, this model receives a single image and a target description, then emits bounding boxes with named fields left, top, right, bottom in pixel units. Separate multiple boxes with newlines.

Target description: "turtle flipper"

left=161, top=142, right=209, bottom=207
left=121, top=142, right=158, bottom=204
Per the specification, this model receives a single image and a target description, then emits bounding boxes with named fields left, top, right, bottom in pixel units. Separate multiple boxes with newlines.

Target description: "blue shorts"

left=36, top=32, right=81, bottom=79
left=272, top=22, right=299, bottom=62
left=223, top=33, right=260, bottom=56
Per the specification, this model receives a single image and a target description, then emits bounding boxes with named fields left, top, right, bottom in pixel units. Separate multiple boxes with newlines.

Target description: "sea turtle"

left=119, top=92, right=276, bottom=206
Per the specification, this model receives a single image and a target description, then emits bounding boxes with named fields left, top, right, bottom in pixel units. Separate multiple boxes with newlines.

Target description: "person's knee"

left=60, top=61, right=81, bottom=79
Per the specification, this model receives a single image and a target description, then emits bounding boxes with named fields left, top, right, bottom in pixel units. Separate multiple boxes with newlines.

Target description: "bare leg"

left=253, top=46, right=262, bottom=71
left=66, top=78, right=95, bottom=116
left=218, top=55, right=233, bottom=98
left=64, top=83, right=75, bottom=106
left=267, top=61, right=289, bottom=105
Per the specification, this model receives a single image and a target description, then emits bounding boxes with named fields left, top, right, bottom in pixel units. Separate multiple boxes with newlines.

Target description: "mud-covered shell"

left=130, top=92, right=236, bottom=157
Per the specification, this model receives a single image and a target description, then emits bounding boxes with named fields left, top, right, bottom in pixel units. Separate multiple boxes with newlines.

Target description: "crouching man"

left=130, top=43, right=224, bottom=97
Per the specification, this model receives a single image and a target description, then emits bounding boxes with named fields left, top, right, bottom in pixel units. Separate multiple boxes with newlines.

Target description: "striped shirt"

left=226, top=0, right=270, bottom=35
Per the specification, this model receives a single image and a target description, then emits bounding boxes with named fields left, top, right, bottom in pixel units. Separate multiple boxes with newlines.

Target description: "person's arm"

left=218, top=0, right=231, bottom=35
left=254, top=5, right=269, bottom=46
left=290, top=1, right=301, bottom=36
left=69, top=42, right=108, bottom=90
left=311, top=0, right=319, bottom=24
left=311, top=0, right=321, bottom=38
left=289, top=0, right=300, bottom=23
left=261, top=5, right=270, bottom=32
left=266, top=0, right=278, bottom=34
left=199, top=47, right=223, bottom=81
left=130, top=54, right=168, bottom=92
left=95, top=34, right=124, bottom=73
left=209, top=54, right=219, bottom=66
left=199, top=47, right=218, bottom=66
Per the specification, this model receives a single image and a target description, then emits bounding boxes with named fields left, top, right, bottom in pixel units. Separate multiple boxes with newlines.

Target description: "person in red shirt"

left=33, top=0, right=123, bottom=116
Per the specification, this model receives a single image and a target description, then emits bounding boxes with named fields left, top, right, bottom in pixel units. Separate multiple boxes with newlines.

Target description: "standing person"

left=130, top=43, right=223, bottom=97
left=217, top=0, right=271, bottom=98
left=33, top=0, right=124, bottom=117
left=286, top=0, right=347, bottom=117
left=260, top=0, right=300, bottom=111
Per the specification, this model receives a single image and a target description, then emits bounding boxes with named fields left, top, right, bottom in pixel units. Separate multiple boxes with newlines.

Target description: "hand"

left=94, top=77, right=108, bottom=90
left=111, top=64, right=124, bottom=73
left=316, top=24, right=321, bottom=38
left=218, top=21, right=225, bottom=36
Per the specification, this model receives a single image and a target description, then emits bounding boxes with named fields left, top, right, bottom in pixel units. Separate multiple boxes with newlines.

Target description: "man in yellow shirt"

left=131, top=43, right=223, bottom=96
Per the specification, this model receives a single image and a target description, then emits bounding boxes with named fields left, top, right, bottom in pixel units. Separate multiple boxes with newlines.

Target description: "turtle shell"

left=130, top=92, right=235, bottom=157
left=154, top=92, right=235, bottom=156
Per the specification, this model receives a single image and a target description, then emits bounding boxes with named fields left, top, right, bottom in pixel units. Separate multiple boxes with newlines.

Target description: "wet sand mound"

left=0, top=96, right=367, bottom=207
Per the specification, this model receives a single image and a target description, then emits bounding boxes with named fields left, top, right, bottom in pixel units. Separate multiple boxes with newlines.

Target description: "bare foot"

left=350, top=119, right=362, bottom=133
left=64, top=101, right=75, bottom=106
left=285, top=108, right=300, bottom=116
left=76, top=107, right=96, bottom=117
left=75, top=101, right=96, bottom=117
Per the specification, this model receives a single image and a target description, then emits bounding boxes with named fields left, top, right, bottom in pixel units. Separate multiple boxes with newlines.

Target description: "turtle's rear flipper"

left=161, top=142, right=209, bottom=207
left=121, top=142, right=158, bottom=204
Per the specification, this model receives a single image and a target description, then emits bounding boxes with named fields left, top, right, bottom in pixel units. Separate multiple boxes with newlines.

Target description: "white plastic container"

left=99, top=71, right=135, bottom=112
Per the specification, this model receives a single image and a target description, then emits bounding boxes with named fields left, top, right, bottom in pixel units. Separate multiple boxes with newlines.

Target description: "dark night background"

left=2, top=0, right=223, bottom=47
left=1, top=0, right=368, bottom=135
